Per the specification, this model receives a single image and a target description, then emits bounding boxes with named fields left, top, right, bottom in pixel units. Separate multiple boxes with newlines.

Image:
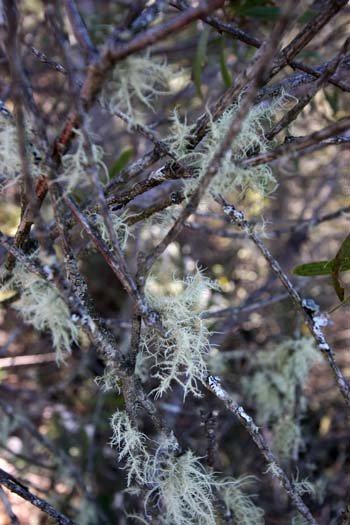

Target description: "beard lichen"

left=110, top=410, right=150, bottom=487
left=90, top=209, right=132, bottom=251
left=109, top=425, right=264, bottom=525
left=244, top=337, right=322, bottom=462
left=101, top=53, right=172, bottom=124
left=180, top=92, right=292, bottom=200
left=141, top=266, right=218, bottom=399
left=0, top=261, right=79, bottom=363
left=60, top=128, right=108, bottom=194
left=0, top=113, right=44, bottom=191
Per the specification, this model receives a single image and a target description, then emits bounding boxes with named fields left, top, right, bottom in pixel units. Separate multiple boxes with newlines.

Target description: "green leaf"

left=193, top=27, right=210, bottom=99
left=293, top=257, right=350, bottom=277
left=324, top=87, right=339, bottom=115
left=293, top=260, right=335, bottom=276
left=332, top=234, right=350, bottom=300
left=108, top=148, right=133, bottom=179
left=220, top=35, right=232, bottom=89
left=294, top=234, right=350, bottom=280
left=238, top=6, right=280, bottom=20
left=298, top=9, right=316, bottom=24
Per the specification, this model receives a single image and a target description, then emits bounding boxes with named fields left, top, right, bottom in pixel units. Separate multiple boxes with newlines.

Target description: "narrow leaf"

left=220, top=34, right=232, bottom=89
left=109, top=148, right=133, bottom=179
left=193, top=27, right=210, bottom=99
left=293, top=260, right=335, bottom=277
left=332, top=234, right=350, bottom=300
left=239, top=6, right=280, bottom=20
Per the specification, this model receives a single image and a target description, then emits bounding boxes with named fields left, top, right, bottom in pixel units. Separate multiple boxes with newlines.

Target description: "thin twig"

left=0, top=468, right=77, bottom=525
left=205, top=375, right=319, bottom=525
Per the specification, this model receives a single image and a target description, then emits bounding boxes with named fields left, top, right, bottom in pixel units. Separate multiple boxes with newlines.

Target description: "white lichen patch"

left=142, top=266, right=218, bottom=398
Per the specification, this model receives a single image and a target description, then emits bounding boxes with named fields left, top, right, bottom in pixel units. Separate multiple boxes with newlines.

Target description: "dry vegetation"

left=0, top=1, right=349, bottom=524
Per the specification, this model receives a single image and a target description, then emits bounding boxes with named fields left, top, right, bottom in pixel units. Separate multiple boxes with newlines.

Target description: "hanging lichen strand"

left=166, top=92, right=292, bottom=200
left=141, top=266, right=218, bottom=399
left=0, top=260, right=79, bottom=363
left=109, top=417, right=264, bottom=525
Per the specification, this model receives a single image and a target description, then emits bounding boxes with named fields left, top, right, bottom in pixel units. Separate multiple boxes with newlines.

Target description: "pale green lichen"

left=244, top=337, right=322, bottom=463
left=273, top=415, right=302, bottom=462
left=109, top=410, right=150, bottom=487
left=144, top=440, right=216, bottom=525
left=109, top=423, right=263, bottom=525
left=0, top=114, right=43, bottom=191
left=184, top=93, right=292, bottom=199
left=143, top=438, right=264, bottom=525
left=60, top=128, right=108, bottom=193
left=94, top=362, right=121, bottom=393
left=244, top=337, right=322, bottom=424
left=90, top=210, right=132, bottom=250
left=102, top=53, right=172, bottom=123
left=218, top=476, right=264, bottom=525
left=165, top=108, right=196, bottom=159
left=0, top=262, right=79, bottom=363
left=0, top=116, right=20, bottom=188
left=142, top=266, right=218, bottom=398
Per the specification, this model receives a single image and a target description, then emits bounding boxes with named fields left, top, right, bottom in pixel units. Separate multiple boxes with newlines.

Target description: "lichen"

left=60, top=128, right=108, bottom=193
left=184, top=93, right=292, bottom=199
left=218, top=476, right=265, bottom=525
left=244, top=337, right=322, bottom=462
left=90, top=210, right=132, bottom=250
left=144, top=442, right=216, bottom=525
left=101, top=53, right=172, bottom=123
left=142, top=266, right=218, bottom=398
left=165, top=108, right=196, bottom=159
left=109, top=410, right=150, bottom=487
left=0, top=261, right=79, bottom=363
left=244, top=337, right=322, bottom=424
left=0, top=113, right=43, bottom=191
